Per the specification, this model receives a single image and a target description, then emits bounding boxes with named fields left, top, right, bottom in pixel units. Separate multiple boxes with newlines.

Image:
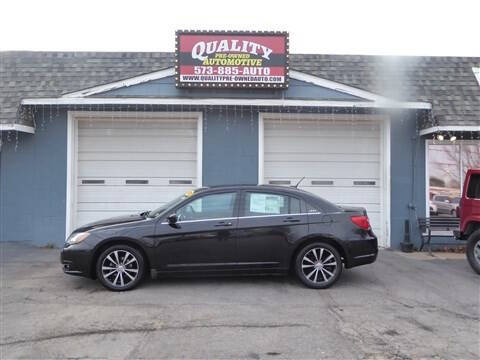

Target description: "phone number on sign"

left=193, top=66, right=271, bottom=75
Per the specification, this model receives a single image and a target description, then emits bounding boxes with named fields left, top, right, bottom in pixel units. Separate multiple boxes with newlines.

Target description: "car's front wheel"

left=295, top=242, right=342, bottom=289
left=466, top=230, right=480, bottom=275
left=96, top=245, right=145, bottom=291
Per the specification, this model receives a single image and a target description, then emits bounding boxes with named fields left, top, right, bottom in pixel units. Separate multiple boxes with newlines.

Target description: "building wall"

left=202, top=109, right=259, bottom=186
left=0, top=110, right=68, bottom=246
left=389, top=111, right=427, bottom=249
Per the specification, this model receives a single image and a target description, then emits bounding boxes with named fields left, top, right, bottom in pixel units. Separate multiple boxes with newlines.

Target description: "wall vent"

left=169, top=180, right=193, bottom=185
left=126, top=180, right=149, bottom=185
left=311, top=180, right=334, bottom=186
left=268, top=180, right=291, bottom=185
left=81, top=180, right=105, bottom=185
left=353, top=180, right=376, bottom=186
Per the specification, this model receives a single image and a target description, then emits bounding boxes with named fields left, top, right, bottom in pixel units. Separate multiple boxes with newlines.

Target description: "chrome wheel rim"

left=474, top=241, right=480, bottom=265
left=301, top=247, right=338, bottom=283
left=101, top=250, right=139, bottom=287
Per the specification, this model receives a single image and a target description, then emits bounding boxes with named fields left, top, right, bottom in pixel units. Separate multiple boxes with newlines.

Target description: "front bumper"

left=344, top=236, right=378, bottom=268
left=61, top=243, right=93, bottom=278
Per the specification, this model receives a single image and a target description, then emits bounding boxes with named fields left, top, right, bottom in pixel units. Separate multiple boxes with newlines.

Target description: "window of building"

left=427, top=140, right=480, bottom=217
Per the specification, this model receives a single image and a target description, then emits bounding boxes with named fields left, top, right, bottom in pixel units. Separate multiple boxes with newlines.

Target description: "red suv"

left=454, top=169, right=480, bottom=274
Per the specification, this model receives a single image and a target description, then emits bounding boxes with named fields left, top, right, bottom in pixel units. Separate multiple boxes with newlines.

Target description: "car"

left=454, top=169, right=480, bottom=274
left=431, top=195, right=459, bottom=216
left=61, top=185, right=378, bottom=291
left=429, top=201, right=438, bottom=216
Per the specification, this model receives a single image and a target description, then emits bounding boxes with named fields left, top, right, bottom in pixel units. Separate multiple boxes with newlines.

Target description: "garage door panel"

left=78, top=152, right=196, bottom=161
left=77, top=201, right=174, bottom=212
left=264, top=117, right=385, bottom=246
left=75, top=116, right=198, bottom=228
left=301, top=188, right=380, bottom=205
left=264, top=118, right=380, bottom=131
left=265, top=128, right=380, bottom=138
left=78, top=185, right=195, bottom=202
left=76, top=211, right=137, bottom=227
left=79, top=128, right=197, bottom=137
left=265, top=137, right=379, bottom=154
left=265, top=152, right=380, bottom=163
left=78, top=160, right=196, bottom=178
left=78, top=136, right=196, bottom=152
left=78, top=118, right=197, bottom=129
left=264, top=162, right=380, bottom=178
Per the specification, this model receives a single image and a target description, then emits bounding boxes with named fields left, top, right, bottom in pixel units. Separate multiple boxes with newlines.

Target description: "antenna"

left=294, top=176, right=306, bottom=188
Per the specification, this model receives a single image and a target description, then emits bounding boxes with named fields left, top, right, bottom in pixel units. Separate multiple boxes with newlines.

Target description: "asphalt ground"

left=1, top=242, right=478, bottom=359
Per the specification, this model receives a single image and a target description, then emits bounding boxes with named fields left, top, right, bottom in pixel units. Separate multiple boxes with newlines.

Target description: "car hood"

left=74, top=213, right=146, bottom=233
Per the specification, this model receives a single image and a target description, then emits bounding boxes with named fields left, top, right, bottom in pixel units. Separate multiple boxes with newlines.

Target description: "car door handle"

left=214, top=221, right=233, bottom=227
left=283, top=217, right=301, bottom=223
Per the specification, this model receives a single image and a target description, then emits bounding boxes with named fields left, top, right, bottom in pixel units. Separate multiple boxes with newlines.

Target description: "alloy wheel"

left=301, top=247, right=338, bottom=284
left=101, top=250, right=139, bottom=288
left=475, top=241, right=480, bottom=266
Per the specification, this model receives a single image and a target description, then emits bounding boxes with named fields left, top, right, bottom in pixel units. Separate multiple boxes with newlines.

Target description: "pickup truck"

left=454, top=169, right=480, bottom=274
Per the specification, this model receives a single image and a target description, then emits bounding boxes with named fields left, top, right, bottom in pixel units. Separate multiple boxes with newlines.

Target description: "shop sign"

left=175, top=30, right=289, bottom=88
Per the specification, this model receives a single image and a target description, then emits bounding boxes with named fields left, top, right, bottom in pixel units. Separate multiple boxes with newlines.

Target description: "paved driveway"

left=0, top=242, right=478, bottom=359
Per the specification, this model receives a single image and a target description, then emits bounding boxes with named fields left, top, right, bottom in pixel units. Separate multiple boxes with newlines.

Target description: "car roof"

left=199, top=184, right=309, bottom=194
left=194, top=184, right=340, bottom=212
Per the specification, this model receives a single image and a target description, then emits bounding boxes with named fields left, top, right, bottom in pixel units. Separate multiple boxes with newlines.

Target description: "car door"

left=236, top=190, right=308, bottom=269
left=152, top=191, right=239, bottom=271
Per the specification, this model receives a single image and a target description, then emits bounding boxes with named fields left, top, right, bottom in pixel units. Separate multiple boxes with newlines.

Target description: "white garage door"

left=75, top=114, right=199, bottom=227
left=263, top=116, right=386, bottom=246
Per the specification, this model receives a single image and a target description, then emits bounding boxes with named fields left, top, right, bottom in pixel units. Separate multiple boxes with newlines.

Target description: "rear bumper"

left=343, top=237, right=378, bottom=268
left=61, top=244, right=93, bottom=278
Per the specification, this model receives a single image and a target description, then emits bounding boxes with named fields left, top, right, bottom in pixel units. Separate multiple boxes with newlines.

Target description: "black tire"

left=466, top=230, right=480, bottom=275
left=96, top=245, right=145, bottom=291
left=295, top=242, right=342, bottom=289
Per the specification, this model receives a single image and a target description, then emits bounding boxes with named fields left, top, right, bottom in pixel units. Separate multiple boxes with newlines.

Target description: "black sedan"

left=61, top=185, right=378, bottom=291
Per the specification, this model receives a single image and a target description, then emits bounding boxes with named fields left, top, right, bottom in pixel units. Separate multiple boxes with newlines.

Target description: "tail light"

left=351, top=215, right=371, bottom=230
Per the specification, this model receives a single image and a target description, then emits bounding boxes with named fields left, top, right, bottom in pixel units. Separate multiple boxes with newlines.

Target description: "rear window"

left=467, top=174, right=480, bottom=199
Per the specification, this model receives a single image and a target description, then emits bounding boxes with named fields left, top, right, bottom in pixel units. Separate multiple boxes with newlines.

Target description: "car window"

left=467, top=174, right=480, bottom=199
left=306, top=202, right=321, bottom=213
left=176, top=192, right=237, bottom=221
left=242, top=192, right=300, bottom=216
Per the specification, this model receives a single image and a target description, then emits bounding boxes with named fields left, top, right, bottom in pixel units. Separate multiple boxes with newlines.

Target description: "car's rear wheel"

left=466, top=230, right=480, bottom=275
left=295, top=242, right=342, bottom=289
left=96, top=245, right=145, bottom=291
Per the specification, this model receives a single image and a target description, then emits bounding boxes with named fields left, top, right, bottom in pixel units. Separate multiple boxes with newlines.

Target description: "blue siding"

left=202, top=109, right=258, bottom=185
left=97, top=77, right=364, bottom=101
left=0, top=110, right=68, bottom=246
left=390, top=111, right=426, bottom=249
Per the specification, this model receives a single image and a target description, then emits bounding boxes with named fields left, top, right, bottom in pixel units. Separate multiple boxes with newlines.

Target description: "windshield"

left=147, top=189, right=199, bottom=218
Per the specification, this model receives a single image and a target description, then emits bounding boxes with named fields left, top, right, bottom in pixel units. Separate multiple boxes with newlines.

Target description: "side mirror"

left=167, top=213, right=178, bottom=225
left=445, top=199, right=450, bottom=203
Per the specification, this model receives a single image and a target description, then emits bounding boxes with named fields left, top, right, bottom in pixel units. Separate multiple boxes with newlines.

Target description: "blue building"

left=1, top=52, right=479, bottom=248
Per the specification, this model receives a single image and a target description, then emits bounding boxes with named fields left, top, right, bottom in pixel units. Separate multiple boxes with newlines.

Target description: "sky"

left=1, top=0, right=479, bottom=56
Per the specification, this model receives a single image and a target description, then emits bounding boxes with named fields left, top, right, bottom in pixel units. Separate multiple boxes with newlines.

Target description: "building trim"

left=62, top=68, right=176, bottom=98
left=382, top=117, right=392, bottom=248
left=291, top=70, right=391, bottom=103
left=21, top=97, right=431, bottom=109
left=425, top=140, right=430, bottom=218
left=0, top=123, right=35, bottom=134
left=258, top=113, right=264, bottom=184
left=257, top=112, right=391, bottom=248
left=59, top=66, right=431, bottom=111
left=65, top=111, right=203, bottom=235
left=419, top=125, right=480, bottom=136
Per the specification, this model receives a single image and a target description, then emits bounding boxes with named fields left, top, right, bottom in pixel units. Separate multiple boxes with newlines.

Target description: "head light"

left=66, top=232, right=89, bottom=245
